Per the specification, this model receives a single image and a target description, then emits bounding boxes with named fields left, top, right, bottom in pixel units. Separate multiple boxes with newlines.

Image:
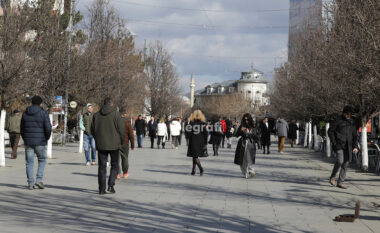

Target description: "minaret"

left=190, top=74, right=195, bottom=108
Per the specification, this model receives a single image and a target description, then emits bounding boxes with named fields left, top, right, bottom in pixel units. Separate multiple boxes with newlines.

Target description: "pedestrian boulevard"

left=0, top=139, right=379, bottom=233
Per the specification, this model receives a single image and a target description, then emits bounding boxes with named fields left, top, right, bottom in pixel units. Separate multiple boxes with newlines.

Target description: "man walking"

left=91, top=97, right=125, bottom=195
left=147, top=116, right=157, bottom=149
left=117, top=107, right=135, bottom=179
left=134, top=115, right=146, bottom=148
left=80, top=103, right=96, bottom=166
left=260, top=117, right=271, bottom=154
left=276, top=118, right=288, bottom=154
left=328, top=106, right=358, bottom=189
left=21, top=96, right=52, bottom=190
left=6, top=110, right=22, bottom=159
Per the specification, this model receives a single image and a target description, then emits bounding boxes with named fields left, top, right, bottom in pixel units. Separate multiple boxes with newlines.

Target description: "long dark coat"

left=209, top=122, right=223, bottom=145
left=328, top=115, right=358, bottom=162
left=260, top=121, right=271, bottom=146
left=234, top=125, right=258, bottom=166
left=288, top=123, right=298, bottom=140
left=187, top=120, right=208, bottom=158
left=147, top=120, right=157, bottom=138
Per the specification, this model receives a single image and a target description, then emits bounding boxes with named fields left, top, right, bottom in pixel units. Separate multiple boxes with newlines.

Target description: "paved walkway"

left=0, top=138, right=379, bottom=233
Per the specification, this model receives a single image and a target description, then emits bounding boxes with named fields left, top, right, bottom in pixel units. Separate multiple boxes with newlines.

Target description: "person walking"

left=184, top=117, right=191, bottom=146
left=209, top=116, right=223, bottom=156
left=80, top=103, right=97, bottom=166
left=276, top=118, right=288, bottom=154
left=91, top=97, right=125, bottom=195
left=221, top=118, right=227, bottom=148
left=117, top=107, right=134, bottom=180
left=147, top=116, right=157, bottom=149
left=225, top=119, right=233, bottom=149
left=187, top=110, right=208, bottom=176
left=170, top=118, right=181, bottom=149
left=288, top=120, right=299, bottom=148
left=328, top=106, right=358, bottom=189
left=260, top=117, right=271, bottom=154
left=6, top=110, right=22, bottom=159
left=157, top=118, right=168, bottom=149
left=20, top=96, right=52, bottom=190
left=134, top=115, right=146, bottom=148
left=234, top=113, right=258, bottom=179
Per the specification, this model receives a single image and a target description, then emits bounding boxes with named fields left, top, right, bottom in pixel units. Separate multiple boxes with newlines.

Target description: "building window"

left=218, top=87, right=223, bottom=93
left=229, top=87, right=234, bottom=93
left=207, top=88, right=211, bottom=94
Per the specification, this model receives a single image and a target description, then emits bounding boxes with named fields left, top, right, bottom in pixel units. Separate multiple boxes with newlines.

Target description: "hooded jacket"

left=20, top=105, right=52, bottom=146
left=91, top=105, right=125, bottom=151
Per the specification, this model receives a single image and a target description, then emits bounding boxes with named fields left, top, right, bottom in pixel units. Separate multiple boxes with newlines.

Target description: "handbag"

left=201, top=145, right=209, bottom=157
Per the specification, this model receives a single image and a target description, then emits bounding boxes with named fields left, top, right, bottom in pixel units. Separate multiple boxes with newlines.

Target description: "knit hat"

left=31, top=96, right=43, bottom=105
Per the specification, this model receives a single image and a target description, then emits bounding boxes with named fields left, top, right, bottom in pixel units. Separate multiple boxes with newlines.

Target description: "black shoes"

left=99, top=190, right=106, bottom=195
left=191, top=170, right=195, bottom=176
left=34, top=182, right=45, bottom=189
left=200, top=168, right=204, bottom=176
left=107, top=186, right=116, bottom=194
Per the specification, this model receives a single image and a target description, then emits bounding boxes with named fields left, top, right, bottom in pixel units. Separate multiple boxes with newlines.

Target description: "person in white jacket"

left=157, top=118, right=168, bottom=149
left=170, top=118, right=181, bottom=149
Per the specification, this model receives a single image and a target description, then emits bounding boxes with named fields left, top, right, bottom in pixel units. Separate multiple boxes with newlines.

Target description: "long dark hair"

left=241, top=113, right=254, bottom=129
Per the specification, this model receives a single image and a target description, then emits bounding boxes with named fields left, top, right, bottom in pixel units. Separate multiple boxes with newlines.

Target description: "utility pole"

left=63, top=0, right=75, bottom=145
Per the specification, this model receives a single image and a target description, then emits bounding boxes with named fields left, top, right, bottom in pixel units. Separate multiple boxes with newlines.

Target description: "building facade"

left=194, top=68, right=269, bottom=107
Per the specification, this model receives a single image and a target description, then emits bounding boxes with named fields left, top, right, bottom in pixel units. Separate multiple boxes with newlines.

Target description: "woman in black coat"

left=187, top=110, right=208, bottom=176
left=234, top=113, right=258, bottom=179
left=209, top=116, right=223, bottom=156
left=288, top=120, right=298, bottom=147
left=260, top=117, right=271, bottom=154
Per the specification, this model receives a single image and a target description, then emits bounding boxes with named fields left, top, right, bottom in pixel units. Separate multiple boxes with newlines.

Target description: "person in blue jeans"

left=20, top=96, right=52, bottom=190
left=134, top=115, right=146, bottom=148
left=80, top=103, right=97, bottom=165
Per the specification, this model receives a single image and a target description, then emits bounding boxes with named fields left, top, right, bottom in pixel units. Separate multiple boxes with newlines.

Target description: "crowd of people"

left=5, top=95, right=358, bottom=193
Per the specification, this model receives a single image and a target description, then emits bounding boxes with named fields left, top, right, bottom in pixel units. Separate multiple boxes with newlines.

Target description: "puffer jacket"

left=157, top=123, right=168, bottom=137
left=170, top=120, right=181, bottom=136
left=20, top=105, right=52, bottom=146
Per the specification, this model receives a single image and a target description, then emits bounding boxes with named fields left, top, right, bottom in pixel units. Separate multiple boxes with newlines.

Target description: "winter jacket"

left=123, top=118, right=135, bottom=149
left=221, top=120, right=227, bottom=133
left=157, top=123, right=168, bottom=137
left=147, top=120, right=158, bottom=138
left=209, top=121, right=223, bottom=145
left=187, top=120, right=208, bottom=158
left=91, top=105, right=125, bottom=151
left=170, top=120, right=181, bottom=136
left=6, top=113, right=22, bottom=133
left=234, top=125, right=258, bottom=166
left=276, top=118, right=289, bottom=138
left=184, top=121, right=191, bottom=138
left=134, top=119, right=146, bottom=135
left=20, top=105, right=52, bottom=146
left=260, top=121, right=271, bottom=146
left=82, top=112, right=93, bottom=136
left=328, top=115, right=358, bottom=161
left=288, top=123, right=298, bottom=139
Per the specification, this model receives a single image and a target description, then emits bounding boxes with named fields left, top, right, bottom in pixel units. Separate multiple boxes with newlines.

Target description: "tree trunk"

left=47, top=114, right=53, bottom=159
left=325, top=123, right=331, bottom=158
left=78, top=114, right=83, bottom=153
left=304, top=122, right=309, bottom=148
left=361, top=120, right=368, bottom=171
left=308, top=121, right=313, bottom=149
left=313, top=124, right=318, bottom=151
left=0, top=109, right=6, bottom=167
left=296, top=122, right=299, bottom=145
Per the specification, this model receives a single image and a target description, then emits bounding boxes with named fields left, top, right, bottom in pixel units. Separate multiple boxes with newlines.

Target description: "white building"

left=194, top=68, right=270, bottom=106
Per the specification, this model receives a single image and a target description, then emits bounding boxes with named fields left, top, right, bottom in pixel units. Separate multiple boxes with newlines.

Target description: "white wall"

left=237, top=82, right=267, bottom=105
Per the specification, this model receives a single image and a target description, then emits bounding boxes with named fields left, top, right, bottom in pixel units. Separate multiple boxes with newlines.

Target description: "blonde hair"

left=190, top=110, right=206, bottom=122
left=160, top=117, right=165, bottom=123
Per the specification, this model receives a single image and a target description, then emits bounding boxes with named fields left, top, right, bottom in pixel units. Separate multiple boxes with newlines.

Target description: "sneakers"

left=28, top=185, right=34, bottom=190
left=86, top=162, right=91, bottom=166
left=123, top=173, right=129, bottom=179
left=34, top=182, right=45, bottom=189
left=116, top=174, right=121, bottom=180
left=91, top=161, right=96, bottom=165
left=107, top=186, right=116, bottom=194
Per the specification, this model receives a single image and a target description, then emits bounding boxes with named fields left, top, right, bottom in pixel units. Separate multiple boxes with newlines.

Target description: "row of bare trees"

left=271, top=0, right=380, bottom=170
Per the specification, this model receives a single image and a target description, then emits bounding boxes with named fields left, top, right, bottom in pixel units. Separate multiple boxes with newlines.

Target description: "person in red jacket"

left=221, top=118, right=227, bottom=148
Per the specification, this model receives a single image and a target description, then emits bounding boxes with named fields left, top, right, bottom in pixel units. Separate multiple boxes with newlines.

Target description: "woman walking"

left=170, top=118, right=181, bottom=149
left=187, top=110, right=208, bottom=176
left=157, top=118, right=168, bottom=149
left=209, top=116, right=223, bottom=156
left=234, top=113, right=258, bottom=179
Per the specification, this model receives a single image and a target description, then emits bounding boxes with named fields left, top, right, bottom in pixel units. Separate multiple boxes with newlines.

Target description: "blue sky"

left=77, top=0, right=289, bottom=93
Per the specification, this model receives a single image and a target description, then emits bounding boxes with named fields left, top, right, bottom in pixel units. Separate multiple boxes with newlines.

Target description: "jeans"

left=331, top=149, right=349, bottom=184
left=84, top=134, right=96, bottom=162
left=25, top=145, right=46, bottom=186
left=137, top=134, right=144, bottom=147
left=118, top=145, right=129, bottom=174
left=98, top=150, right=119, bottom=192
left=172, top=136, right=179, bottom=147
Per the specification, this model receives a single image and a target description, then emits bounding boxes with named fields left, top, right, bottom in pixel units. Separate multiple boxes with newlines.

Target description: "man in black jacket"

left=91, top=97, right=125, bottom=195
left=328, top=106, right=358, bottom=189
left=147, top=116, right=157, bottom=148
left=134, top=115, right=146, bottom=148
left=21, top=96, right=52, bottom=190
